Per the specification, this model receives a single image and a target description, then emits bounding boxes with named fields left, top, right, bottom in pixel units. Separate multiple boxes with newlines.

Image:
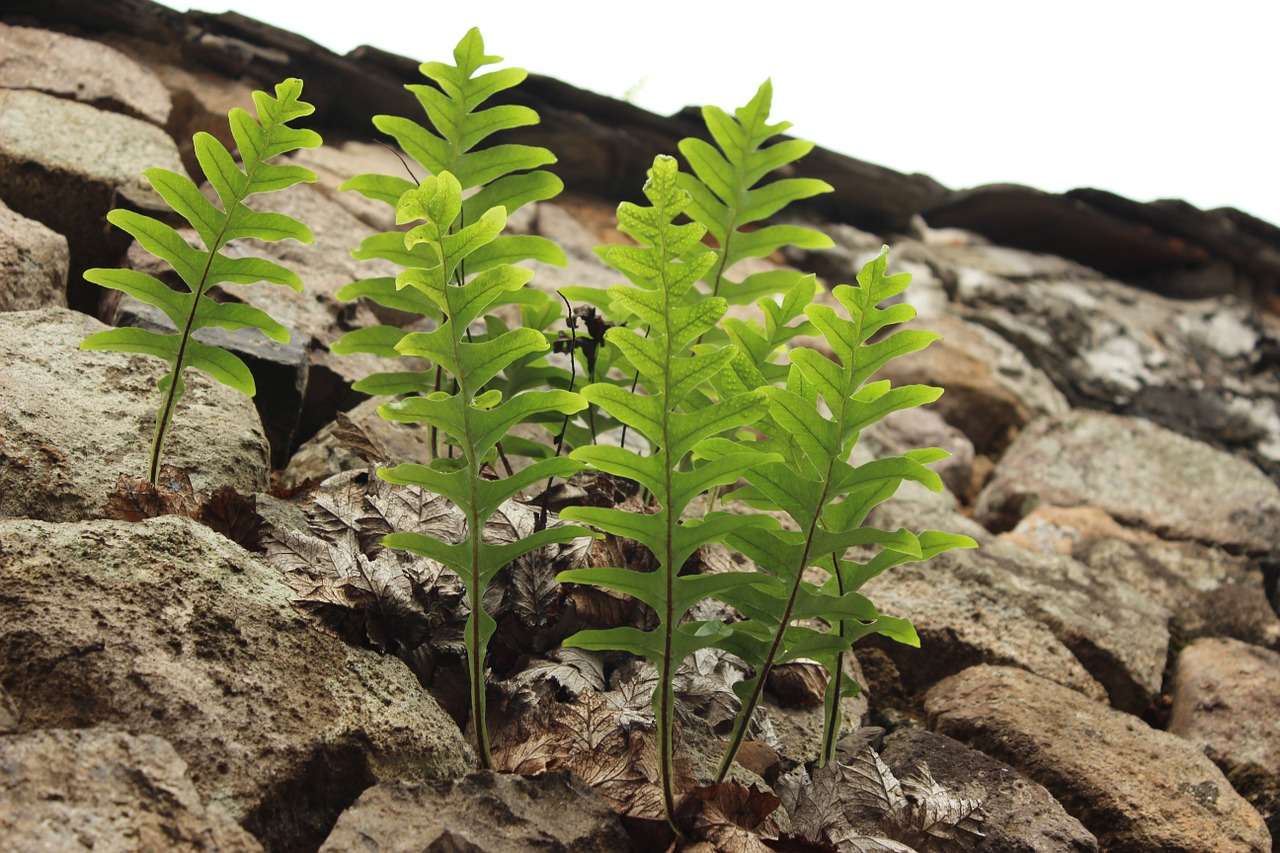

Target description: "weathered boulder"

left=103, top=292, right=309, bottom=469
left=1169, top=638, right=1280, bottom=843
left=857, top=552, right=1109, bottom=705
left=0, top=196, right=68, bottom=311
left=0, top=515, right=473, bottom=851
left=880, top=727, right=1098, bottom=853
left=869, top=495, right=1170, bottom=715
left=926, top=665, right=1271, bottom=853
left=0, top=726, right=261, bottom=852
left=922, top=183, right=1280, bottom=299
left=0, top=308, right=269, bottom=520
left=0, top=88, right=185, bottom=311
left=318, top=772, right=630, bottom=853
left=1170, top=638, right=1280, bottom=774
left=876, top=315, right=1070, bottom=456
left=0, top=21, right=172, bottom=125
left=954, top=268, right=1280, bottom=479
left=859, top=398, right=977, bottom=501
left=976, top=410, right=1280, bottom=555
left=1004, top=506, right=1280, bottom=649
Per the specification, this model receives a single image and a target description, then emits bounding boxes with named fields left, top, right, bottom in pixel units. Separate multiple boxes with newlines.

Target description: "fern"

left=334, top=27, right=568, bottom=459
left=706, top=247, right=978, bottom=777
left=80, top=79, right=320, bottom=484
left=374, top=171, right=591, bottom=768
left=555, top=155, right=779, bottom=829
left=558, top=83, right=831, bottom=455
left=677, top=79, right=833, bottom=307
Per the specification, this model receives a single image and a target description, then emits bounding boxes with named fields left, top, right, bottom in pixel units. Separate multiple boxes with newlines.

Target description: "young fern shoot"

left=706, top=247, right=978, bottom=779
left=80, top=79, right=320, bottom=483
left=333, top=27, right=568, bottom=453
left=375, top=172, right=591, bottom=768
left=677, top=79, right=834, bottom=309
left=556, top=155, right=779, bottom=829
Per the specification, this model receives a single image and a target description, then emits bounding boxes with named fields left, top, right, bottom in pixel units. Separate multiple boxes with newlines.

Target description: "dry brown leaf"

left=106, top=467, right=264, bottom=551
left=766, top=661, right=828, bottom=708
left=776, top=745, right=983, bottom=853
left=331, top=411, right=387, bottom=464
left=881, top=767, right=984, bottom=853
left=678, top=783, right=782, bottom=852
left=504, top=647, right=606, bottom=705
left=675, top=648, right=748, bottom=732
left=199, top=485, right=264, bottom=551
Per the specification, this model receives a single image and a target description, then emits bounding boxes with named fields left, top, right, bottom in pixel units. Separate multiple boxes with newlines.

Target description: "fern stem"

left=819, top=554, right=848, bottom=768
left=150, top=150, right=256, bottom=483
left=713, top=506, right=823, bottom=782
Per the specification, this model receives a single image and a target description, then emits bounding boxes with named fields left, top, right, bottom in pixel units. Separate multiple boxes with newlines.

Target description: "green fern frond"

left=373, top=171, right=591, bottom=768
left=677, top=79, right=833, bottom=307
left=556, top=155, right=779, bottom=827
left=704, top=246, right=978, bottom=778
left=334, top=27, right=566, bottom=397
left=80, top=78, right=320, bottom=484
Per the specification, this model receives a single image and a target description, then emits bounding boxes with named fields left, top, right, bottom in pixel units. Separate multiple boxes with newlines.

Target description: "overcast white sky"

left=158, top=1, right=1279, bottom=225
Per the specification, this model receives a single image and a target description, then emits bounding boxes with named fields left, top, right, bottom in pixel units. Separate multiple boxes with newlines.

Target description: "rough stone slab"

left=0, top=727, right=261, bottom=852
left=0, top=308, right=269, bottom=521
left=869, top=495, right=1169, bottom=715
left=1004, top=506, right=1280, bottom=650
left=318, top=772, right=630, bottom=853
left=1170, top=638, right=1280, bottom=842
left=953, top=269, right=1280, bottom=479
left=1170, top=638, right=1280, bottom=774
left=975, top=410, right=1280, bottom=555
left=859, top=405, right=977, bottom=501
left=875, top=314, right=1070, bottom=455
left=104, top=292, right=309, bottom=468
left=0, top=196, right=69, bottom=311
left=925, top=665, right=1271, bottom=853
left=0, top=516, right=473, bottom=852
left=0, top=88, right=186, bottom=311
left=880, top=727, right=1098, bottom=853
left=858, top=552, right=1109, bottom=705
left=0, top=22, right=172, bottom=125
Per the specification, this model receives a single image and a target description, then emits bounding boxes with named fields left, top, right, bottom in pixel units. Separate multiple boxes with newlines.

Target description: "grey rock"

left=0, top=22, right=172, bottom=125
left=318, top=772, right=629, bottom=853
left=0, top=308, right=269, bottom=521
left=0, top=515, right=473, bottom=852
left=923, top=183, right=1280, bottom=300
left=926, top=665, right=1271, bottom=853
left=1004, top=506, right=1280, bottom=650
left=1169, top=638, right=1280, bottom=843
left=876, top=315, right=1070, bottom=456
left=880, top=727, right=1098, bottom=853
left=0, top=89, right=185, bottom=312
left=857, top=549, right=1110, bottom=704
left=869, top=497, right=1170, bottom=715
left=0, top=196, right=68, bottom=311
left=103, top=292, right=309, bottom=469
left=784, top=220, right=884, bottom=286
left=1170, top=638, right=1280, bottom=774
left=285, top=137, right=406, bottom=233
left=975, top=410, right=1280, bottom=555
left=953, top=270, right=1280, bottom=479
left=524, top=200, right=618, bottom=296
left=859, top=405, right=977, bottom=501
left=0, top=726, right=261, bottom=852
